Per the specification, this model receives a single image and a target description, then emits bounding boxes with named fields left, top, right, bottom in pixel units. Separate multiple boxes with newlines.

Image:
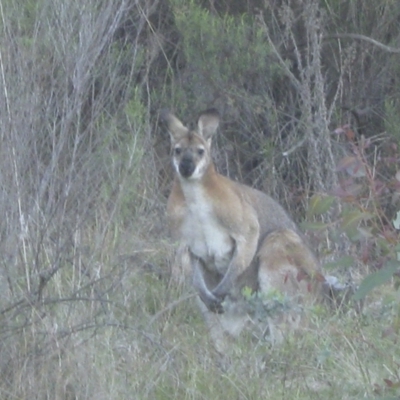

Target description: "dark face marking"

left=172, top=132, right=208, bottom=180
left=179, top=152, right=196, bottom=178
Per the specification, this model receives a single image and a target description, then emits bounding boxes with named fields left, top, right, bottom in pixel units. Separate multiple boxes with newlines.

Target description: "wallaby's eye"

left=174, top=147, right=182, bottom=156
left=197, top=148, right=205, bottom=156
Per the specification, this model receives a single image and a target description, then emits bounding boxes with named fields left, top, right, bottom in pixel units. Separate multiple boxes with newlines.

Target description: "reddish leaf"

left=361, top=245, right=371, bottom=264
left=384, top=379, right=394, bottom=388
left=382, top=378, right=400, bottom=389
left=297, top=270, right=307, bottom=282
left=284, top=272, right=289, bottom=284
left=314, top=272, right=327, bottom=282
left=372, top=179, right=387, bottom=195
left=373, top=383, right=381, bottom=394
left=346, top=130, right=356, bottom=141
left=330, top=180, right=363, bottom=200
left=333, top=125, right=356, bottom=142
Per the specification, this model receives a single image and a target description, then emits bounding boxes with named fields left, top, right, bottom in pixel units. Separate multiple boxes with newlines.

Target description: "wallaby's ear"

left=197, top=108, right=220, bottom=140
left=160, top=109, right=188, bottom=142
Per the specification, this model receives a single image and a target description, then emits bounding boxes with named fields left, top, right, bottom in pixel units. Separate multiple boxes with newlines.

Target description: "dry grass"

left=0, top=0, right=399, bottom=399
left=3, top=246, right=399, bottom=399
left=2, top=213, right=399, bottom=399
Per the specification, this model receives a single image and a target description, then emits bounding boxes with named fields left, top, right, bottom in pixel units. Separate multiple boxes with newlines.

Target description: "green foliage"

left=171, top=0, right=275, bottom=86
left=304, top=130, right=400, bottom=300
left=165, top=0, right=282, bottom=114
left=1, top=0, right=42, bottom=34
left=385, top=99, right=400, bottom=145
left=307, top=194, right=336, bottom=218
left=353, top=260, right=400, bottom=301
left=98, top=92, right=148, bottom=226
left=323, top=255, right=355, bottom=271
left=2, top=0, right=400, bottom=397
left=300, top=220, right=331, bottom=231
left=240, top=286, right=291, bottom=320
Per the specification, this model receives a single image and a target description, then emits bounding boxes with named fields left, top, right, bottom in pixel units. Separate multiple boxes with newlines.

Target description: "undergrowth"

left=0, top=0, right=399, bottom=399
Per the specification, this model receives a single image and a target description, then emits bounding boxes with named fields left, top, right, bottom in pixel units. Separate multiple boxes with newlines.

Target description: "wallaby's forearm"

left=192, top=257, right=224, bottom=313
left=211, top=243, right=239, bottom=300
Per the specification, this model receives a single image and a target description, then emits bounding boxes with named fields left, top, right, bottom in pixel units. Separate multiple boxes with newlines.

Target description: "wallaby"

left=162, top=108, right=329, bottom=351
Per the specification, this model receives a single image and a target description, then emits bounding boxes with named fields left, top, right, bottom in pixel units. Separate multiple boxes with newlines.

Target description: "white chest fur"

left=180, top=183, right=233, bottom=273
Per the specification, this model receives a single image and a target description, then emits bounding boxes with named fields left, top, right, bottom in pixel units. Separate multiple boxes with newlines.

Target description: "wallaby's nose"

left=179, top=155, right=195, bottom=178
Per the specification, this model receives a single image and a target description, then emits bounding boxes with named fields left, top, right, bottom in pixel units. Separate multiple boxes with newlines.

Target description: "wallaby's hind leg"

left=257, top=229, right=324, bottom=342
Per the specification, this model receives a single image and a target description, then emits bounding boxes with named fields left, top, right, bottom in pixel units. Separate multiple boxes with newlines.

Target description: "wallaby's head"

left=162, top=109, right=220, bottom=180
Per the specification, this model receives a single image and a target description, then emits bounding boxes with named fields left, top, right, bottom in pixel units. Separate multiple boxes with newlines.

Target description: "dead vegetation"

left=0, top=0, right=399, bottom=398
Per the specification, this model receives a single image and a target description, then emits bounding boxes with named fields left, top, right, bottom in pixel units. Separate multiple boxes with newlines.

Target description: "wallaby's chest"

left=181, top=186, right=233, bottom=273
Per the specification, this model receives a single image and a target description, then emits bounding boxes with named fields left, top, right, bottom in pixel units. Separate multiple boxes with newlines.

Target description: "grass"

left=2, top=221, right=399, bottom=400
left=0, top=0, right=399, bottom=398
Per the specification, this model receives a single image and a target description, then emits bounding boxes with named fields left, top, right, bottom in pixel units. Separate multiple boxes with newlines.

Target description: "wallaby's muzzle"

left=179, top=155, right=196, bottom=178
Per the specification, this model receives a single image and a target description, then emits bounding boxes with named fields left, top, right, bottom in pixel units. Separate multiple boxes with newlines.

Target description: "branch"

left=328, top=33, right=400, bottom=54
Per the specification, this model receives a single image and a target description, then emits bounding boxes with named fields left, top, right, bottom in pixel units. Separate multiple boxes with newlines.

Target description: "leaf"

left=307, top=195, right=335, bottom=218
left=242, top=286, right=253, bottom=299
left=352, top=261, right=400, bottom=301
left=340, top=209, right=373, bottom=231
left=384, top=379, right=394, bottom=388
left=330, top=182, right=363, bottom=200
left=344, top=225, right=365, bottom=243
left=323, top=256, right=354, bottom=270
left=383, top=378, right=400, bottom=389
left=356, top=227, right=373, bottom=239
left=300, top=221, right=330, bottom=231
